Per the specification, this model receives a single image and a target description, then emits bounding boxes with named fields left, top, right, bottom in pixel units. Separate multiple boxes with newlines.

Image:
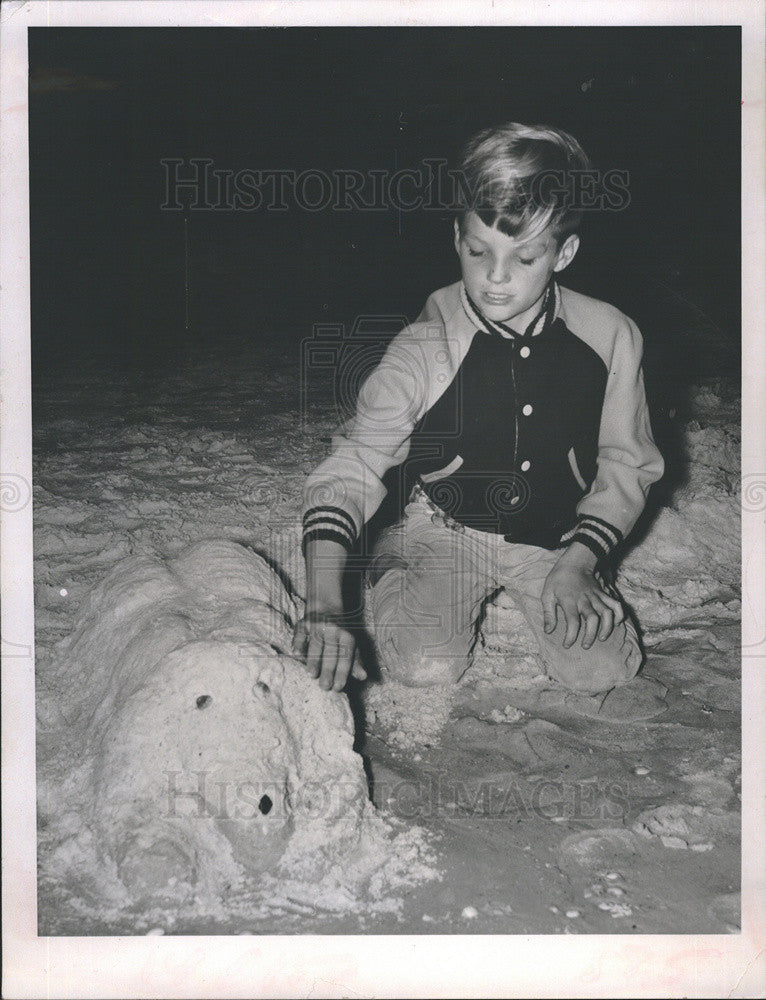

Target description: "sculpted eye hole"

left=195, top=694, right=212, bottom=709
left=255, top=681, right=270, bottom=695
left=258, top=795, right=273, bottom=815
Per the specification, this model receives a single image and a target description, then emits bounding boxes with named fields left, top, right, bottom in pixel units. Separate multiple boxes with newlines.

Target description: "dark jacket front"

left=404, top=306, right=608, bottom=546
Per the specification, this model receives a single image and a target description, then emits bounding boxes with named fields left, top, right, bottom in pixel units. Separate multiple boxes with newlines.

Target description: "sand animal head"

left=75, top=539, right=365, bottom=904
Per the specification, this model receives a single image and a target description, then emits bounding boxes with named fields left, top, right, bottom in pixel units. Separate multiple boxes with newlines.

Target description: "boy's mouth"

left=483, top=292, right=514, bottom=305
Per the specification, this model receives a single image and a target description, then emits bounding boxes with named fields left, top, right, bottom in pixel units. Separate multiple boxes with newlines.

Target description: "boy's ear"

left=553, top=234, right=580, bottom=272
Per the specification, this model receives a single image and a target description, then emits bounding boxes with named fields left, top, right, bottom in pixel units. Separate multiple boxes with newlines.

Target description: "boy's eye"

left=465, top=245, right=537, bottom=265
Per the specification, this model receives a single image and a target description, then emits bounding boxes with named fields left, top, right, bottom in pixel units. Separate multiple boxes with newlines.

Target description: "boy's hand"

left=292, top=609, right=366, bottom=692
left=541, top=543, right=625, bottom=650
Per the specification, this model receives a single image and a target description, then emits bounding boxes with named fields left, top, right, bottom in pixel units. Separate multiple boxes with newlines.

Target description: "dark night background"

left=28, top=27, right=740, bottom=400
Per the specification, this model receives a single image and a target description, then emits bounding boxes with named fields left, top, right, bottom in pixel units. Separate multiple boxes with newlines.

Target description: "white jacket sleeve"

left=301, top=324, right=433, bottom=553
left=568, top=315, right=664, bottom=560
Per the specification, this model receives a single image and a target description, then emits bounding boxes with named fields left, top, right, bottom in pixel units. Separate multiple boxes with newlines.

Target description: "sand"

left=37, top=537, right=439, bottom=930
left=33, top=336, right=740, bottom=934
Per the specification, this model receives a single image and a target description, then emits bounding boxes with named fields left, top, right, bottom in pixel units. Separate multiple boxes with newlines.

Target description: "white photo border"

left=2, top=2, right=764, bottom=997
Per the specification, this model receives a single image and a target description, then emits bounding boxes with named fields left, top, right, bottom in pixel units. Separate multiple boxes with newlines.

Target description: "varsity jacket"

left=301, top=279, right=664, bottom=563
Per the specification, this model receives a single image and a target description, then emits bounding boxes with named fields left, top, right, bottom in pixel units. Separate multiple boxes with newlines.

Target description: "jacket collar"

left=460, top=279, right=559, bottom=341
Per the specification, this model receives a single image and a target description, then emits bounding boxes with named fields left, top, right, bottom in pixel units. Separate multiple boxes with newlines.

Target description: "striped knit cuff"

left=567, top=516, right=624, bottom=561
left=302, top=506, right=358, bottom=556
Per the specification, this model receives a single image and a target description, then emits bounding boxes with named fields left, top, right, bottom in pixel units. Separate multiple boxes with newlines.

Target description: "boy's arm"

left=292, top=536, right=362, bottom=692
left=545, top=314, right=663, bottom=648
left=300, top=326, right=431, bottom=555
left=567, top=314, right=664, bottom=562
left=296, top=326, right=433, bottom=689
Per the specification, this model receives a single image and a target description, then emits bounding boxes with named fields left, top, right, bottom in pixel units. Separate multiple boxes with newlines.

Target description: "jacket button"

left=522, top=404, right=533, bottom=416
left=521, top=460, right=531, bottom=471
left=519, top=345, right=531, bottom=358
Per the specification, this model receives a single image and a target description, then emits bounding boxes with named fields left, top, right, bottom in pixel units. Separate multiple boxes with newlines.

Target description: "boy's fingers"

left=598, top=589, right=625, bottom=624
left=305, top=633, right=324, bottom=679
left=293, top=619, right=366, bottom=687
left=592, top=599, right=615, bottom=641
left=580, top=605, right=600, bottom=649
left=292, top=619, right=310, bottom=658
left=561, top=601, right=580, bottom=648
left=318, top=635, right=340, bottom=691
left=351, top=662, right=367, bottom=681
left=332, top=635, right=356, bottom=692
left=541, top=594, right=558, bottom=634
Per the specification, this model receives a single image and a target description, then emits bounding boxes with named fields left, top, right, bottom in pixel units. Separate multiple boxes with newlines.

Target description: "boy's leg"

left=365, top=498, right=496, bottom=687
left=498, top=543, right=643, bottom=695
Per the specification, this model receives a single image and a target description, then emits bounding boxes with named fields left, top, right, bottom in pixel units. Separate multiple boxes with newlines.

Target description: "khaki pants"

left=365, top=490, right=643, bottom=695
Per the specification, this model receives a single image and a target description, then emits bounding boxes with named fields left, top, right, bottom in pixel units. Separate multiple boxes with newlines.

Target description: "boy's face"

left=455, top=212, right=579, bottom=330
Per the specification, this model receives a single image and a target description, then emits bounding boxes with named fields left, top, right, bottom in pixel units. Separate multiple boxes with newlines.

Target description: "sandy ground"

left=33, top=329, right=740, bottom=935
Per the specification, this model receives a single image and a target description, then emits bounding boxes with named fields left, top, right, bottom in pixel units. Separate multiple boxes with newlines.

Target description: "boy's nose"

left=486, top=257, right=512, bottom=283
left=488, top=265, right=511, bottom=285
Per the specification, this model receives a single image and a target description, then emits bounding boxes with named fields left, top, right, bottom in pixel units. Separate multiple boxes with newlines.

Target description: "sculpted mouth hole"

left=258, top=795, right=273, bottom=815
left=255, top=681, right=270, bottom=695
left=195, top=695, right=212, bottom=709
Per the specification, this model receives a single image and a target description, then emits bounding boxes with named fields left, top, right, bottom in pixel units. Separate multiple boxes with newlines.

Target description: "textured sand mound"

left=37, top=539, right=437, bottom=920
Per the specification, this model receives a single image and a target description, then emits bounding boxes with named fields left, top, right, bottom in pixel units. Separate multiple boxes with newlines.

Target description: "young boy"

left=292, top=122, right=664, bottom=695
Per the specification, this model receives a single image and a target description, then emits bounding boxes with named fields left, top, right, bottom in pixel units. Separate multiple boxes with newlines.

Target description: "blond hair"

left=455, top=122, right=592, bottom=244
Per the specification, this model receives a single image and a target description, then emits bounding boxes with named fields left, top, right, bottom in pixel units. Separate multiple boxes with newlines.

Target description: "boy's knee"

left=542, top=618, right=643, bottom=695
left=380, top=644, right=469, bottom=687
left=365, top=569, right=473, bottom=687
left=371, top=609, right=473, bottom=687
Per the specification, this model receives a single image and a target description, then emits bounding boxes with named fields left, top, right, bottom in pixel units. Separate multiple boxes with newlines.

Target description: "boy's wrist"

left=305, top=592, right=344, bottom=616
left=557, top=539, right=600, bottom=571
left=304, top=536, right=348, bottom=616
